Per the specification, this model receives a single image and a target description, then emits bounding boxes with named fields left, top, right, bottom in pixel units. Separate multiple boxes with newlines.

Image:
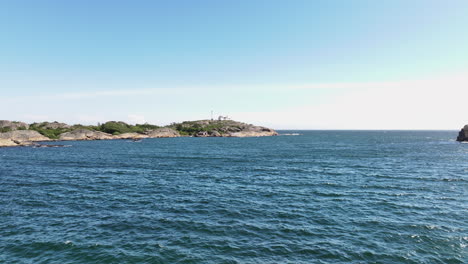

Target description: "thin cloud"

left=5, top=71, right=468, bottom=129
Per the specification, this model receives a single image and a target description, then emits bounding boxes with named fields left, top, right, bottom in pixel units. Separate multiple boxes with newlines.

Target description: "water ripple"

left=0, top=131, right=466, bottom=263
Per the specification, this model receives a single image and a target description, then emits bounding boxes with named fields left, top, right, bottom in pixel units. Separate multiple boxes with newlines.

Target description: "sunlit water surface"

left=0, top=131, right=467, bottom=263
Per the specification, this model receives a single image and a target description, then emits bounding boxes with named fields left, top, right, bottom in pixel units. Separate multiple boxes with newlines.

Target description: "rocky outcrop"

left=0, top=120, right=29, bottom=131
left=0, top=130, right=52, bottom=147
left=0, top=130, right=51, bottom=142
left=146, top=128, right=180, bottom=138
left=194, top=131, right=222, bottom=137
left=113, top=133, right=149, bottom=139
left=210, top=131, right=222, bottom=137
left=172, top=120, right=278, bottom=137
left=195, top=131, right=209, bottom=137
left=59, top=129, right=113, bottom=141
left=0, top=119, right=277, bottom=147
left=33, top=121, right=70, bottom=130
left=0, top=139, right=67, bottom=148
left=228, top=126, right=278, bottom=137
left=456, top=125, right=468, bottom=142
left=0, top=138, right=20, bottom=147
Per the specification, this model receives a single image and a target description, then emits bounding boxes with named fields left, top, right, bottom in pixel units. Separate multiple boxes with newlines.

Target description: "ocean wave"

left=1, top=130, right=466, bottom=264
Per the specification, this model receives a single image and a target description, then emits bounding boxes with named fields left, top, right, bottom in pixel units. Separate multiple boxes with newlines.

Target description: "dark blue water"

left=1, top=131, right=467, bottom=263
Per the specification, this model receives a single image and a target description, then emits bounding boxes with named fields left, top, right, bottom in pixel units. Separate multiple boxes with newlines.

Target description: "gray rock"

left=0, top=139, right=67, bottom=147
left=0, top=120, right=29, bottom=131
left=59, top=129, right=113, bottom=141
left=195, top=131, right=209, bottom=137
left=0, top=130, right=51, bottom=142
left=0, top=138, right=19, bottom=147
left=456, top=125, right=468, bottom=142
left=227, top=125, right=278, bottom=137
left=209, top=131, right=222, bottom=137
left=35, top=121, right=70, bottom=130
left=146, top=128, right=180, bottom=138
left=172, top=119, right=278, bottom=137
left=113, top=133, right=148, bottom=139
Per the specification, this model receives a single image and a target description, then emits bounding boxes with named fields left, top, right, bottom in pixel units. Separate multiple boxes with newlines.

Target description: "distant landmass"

left=456, top=125, right=468, bottom=142
left=0, top=119, right=278, bottom=147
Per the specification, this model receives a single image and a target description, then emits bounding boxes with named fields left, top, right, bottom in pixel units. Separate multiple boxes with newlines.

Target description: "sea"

left=0, top=131, right=466, bottom=264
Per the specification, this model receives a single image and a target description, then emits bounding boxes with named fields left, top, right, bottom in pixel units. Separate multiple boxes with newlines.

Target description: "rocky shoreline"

left=0, top=119, right=278, bottom=147
left=456, top=125, right=468, bottom=142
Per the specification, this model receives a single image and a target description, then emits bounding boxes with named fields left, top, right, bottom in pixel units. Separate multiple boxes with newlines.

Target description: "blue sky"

left=1, top=0, right=468, bottom=129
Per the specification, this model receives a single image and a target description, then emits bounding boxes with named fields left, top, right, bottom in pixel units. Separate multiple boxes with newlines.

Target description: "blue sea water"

left=0, top=131, right=467, bottom=264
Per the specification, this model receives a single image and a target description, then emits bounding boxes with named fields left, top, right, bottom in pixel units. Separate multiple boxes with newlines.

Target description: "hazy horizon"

left=1, top=1, right=467, bottom=130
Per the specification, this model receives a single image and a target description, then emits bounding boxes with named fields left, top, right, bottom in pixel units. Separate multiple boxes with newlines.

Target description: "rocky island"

left=0, top=119, right=278, bottom=147
left=456, top=125, right=468, bottom=142
left=169, top=119, right=277, bottom=137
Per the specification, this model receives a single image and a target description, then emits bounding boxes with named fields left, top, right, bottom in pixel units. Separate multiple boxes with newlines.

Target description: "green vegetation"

left=29, top=123, right=71, bottom=139
left=26, top=121, right=161, bottom=139
left=0, top=121, right=27, bottom=133
left=170, top=120, right=230, bottom=135
left=29, top=122, right=97, bottom=139
left=98, top=121, right=133, bottom=135
left=3, top=119, right=254, bottom=139
left=0, top=127, right=12, bottom=133
left=31, top=128, right=69, bottom=139
left=98, top=122, right=159, bottom=135
left=71, top=124, right=99, bottom=131
left=135, top=123, right=160, bottom=131
left=0, top=126, right=27, bottom=133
